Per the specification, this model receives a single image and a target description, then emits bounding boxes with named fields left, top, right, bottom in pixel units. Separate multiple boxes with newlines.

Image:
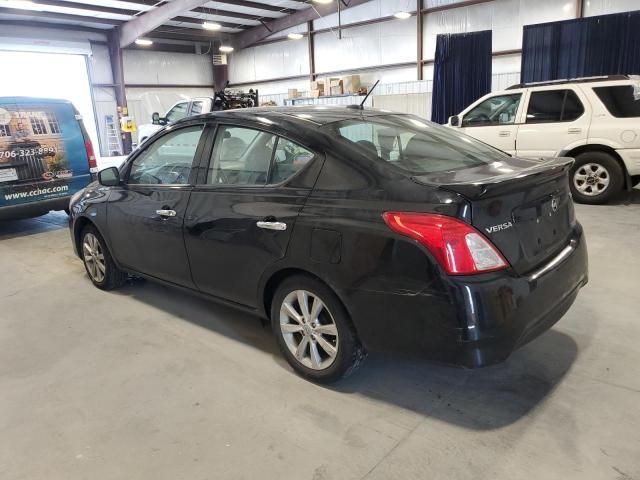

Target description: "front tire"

left=570, top=151, right=624, bottom=204
left=80, top=225, right=127, bottom=290
left=271, top=275, right=366, bottom=383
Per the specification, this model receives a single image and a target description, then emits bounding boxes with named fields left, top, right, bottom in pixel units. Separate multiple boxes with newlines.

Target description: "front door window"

left=462, top=94, right=522, bottom=127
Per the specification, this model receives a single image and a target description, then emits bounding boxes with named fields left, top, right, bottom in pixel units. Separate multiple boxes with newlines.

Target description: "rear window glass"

left=526, top=90, right=584, bottom=123
left=329, top=116, right=508, bottom=175
left=593, top=85, right=640, bottom=118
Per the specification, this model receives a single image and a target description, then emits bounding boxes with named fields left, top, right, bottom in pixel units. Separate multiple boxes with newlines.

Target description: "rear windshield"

left=328, top=115, right=508, bottom=175
left=593, top=85, right=640, bottom=118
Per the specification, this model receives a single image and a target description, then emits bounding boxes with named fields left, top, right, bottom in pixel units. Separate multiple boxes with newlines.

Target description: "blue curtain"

left=431, top=30, right=492, bottom=124
left=521, top=10, right=640, bottom=83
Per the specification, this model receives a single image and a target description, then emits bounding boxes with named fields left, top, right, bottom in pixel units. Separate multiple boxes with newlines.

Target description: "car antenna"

left=348, top=80, right=380, bottom=110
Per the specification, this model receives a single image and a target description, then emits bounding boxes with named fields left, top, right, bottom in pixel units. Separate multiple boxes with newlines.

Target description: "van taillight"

left=382, top=212, right=509, bottom=275
left=85, top=139, right=97, bottom=169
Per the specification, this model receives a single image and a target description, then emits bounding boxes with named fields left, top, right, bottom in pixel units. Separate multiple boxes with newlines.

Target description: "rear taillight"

left=382, top=212, right=509, bottom=275
left=85, top=139, right=97, bottom=169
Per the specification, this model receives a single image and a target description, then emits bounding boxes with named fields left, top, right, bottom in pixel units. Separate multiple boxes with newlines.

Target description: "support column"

left=308, top=20, right=315, bottom=82
left=417, top=0, right=424, bottom=80
left=108, top=28, right=132, bottom=155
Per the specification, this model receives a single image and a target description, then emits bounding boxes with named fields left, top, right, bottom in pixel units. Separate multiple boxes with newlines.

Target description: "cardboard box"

left=342, top=75, right=361, bottom=94
left=329, top=79, right=343, bottom=95
left=310, top=80, right=325, bottom=94
left=288, top=88, right=301, bottom=99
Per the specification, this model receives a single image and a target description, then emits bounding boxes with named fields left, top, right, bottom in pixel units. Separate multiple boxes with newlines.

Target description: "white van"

left=447, top=75, right=640, bottom=204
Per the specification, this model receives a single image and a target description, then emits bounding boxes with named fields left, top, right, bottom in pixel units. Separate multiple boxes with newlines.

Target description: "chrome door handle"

left=257, top=221, right=287, bottom=231
left=156, top=209, right=176, bottom=217
left=498, top=131, right=511, bottom=137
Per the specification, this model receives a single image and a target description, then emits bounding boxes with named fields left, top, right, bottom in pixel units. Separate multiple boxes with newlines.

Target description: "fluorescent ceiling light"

left=312, top=0, right=333, bottom=4
left=135, top=38, right=153, bottom=46
left=0, top=0, right=43, bottom=10
left=287, top=32, right=303, bottom=40
left=202, top=21, right=221, bottom=31
left=219, top=45, right=234, bottom=53
left=394, top=11, right=411, bottom=20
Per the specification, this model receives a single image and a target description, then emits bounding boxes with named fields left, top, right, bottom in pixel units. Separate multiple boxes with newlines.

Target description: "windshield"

left=328, top=115, right=508, bottom=175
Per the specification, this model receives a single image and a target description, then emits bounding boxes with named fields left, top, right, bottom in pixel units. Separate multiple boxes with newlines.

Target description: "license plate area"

left=512, top=191, right=572, bottom=258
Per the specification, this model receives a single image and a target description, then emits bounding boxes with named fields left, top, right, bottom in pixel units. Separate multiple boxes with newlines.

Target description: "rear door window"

left=593, top=85, right=640, bottom=118
left=526, top=90, right=584, bottom=123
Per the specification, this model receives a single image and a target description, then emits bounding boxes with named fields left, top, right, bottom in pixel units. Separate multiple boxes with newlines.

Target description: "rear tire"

left=80, top=225, right=127, bottom=290
left=271, top=275, right=366, bottom=383
left=569, top=151, right=624, bottom=204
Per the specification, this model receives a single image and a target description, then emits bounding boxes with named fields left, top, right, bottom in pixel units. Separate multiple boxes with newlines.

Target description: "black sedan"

left=69, top=106, right=588, bottom=383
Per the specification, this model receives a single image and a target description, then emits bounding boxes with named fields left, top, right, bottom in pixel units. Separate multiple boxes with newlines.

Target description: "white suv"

left=447, top=75, right=640, bottom=204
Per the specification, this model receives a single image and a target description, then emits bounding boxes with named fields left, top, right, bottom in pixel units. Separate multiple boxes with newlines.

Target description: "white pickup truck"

left=137, top=97, right=213, bottom=145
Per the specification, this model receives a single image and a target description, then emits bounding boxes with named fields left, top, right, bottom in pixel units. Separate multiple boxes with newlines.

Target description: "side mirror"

left=98, top=166, right=120, bottom=187
left=449, top=115, right=460, bottom=127
left=152, top=112, right=160, bottom=125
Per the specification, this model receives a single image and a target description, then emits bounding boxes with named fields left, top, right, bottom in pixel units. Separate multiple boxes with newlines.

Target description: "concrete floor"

left=1, top=192, right=639, bottom=480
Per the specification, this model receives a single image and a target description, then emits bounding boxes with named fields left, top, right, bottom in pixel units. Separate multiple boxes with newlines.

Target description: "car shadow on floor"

left=0, top=212, right=68, bottom=241
left=608, top=186, right=640, bottom=205
left=115, top=279, right=578, bottom=432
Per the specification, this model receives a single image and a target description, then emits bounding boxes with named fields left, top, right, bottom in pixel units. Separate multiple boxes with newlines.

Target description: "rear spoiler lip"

left=412, top=157, right=574, bottom=200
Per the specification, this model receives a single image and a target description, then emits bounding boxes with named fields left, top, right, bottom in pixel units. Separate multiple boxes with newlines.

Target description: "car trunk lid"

left=412, top=157, right=576, bottom=275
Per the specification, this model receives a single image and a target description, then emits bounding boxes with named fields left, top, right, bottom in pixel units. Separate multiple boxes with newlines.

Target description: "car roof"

left=506, top=75, right=636, bottom=90
left=183, top=105, right=405, bottom=127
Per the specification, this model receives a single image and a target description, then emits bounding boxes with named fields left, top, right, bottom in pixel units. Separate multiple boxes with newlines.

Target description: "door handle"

left=257, top=221, right=287, bottom=231
left=156, top=209, right=177, bottom=218
left=568, top=127, right=582, bottom=134
left=498, top=131, right=511, bottom=137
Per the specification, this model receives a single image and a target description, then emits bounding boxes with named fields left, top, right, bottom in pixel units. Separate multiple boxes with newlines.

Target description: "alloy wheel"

left=279, top=290, right=339, bottom=370
left=573, top=163, right=610, bottom=197
left=82, top=232, right=106, bottom=283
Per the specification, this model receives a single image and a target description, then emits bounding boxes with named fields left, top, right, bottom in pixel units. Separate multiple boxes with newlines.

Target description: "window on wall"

left=0, top=124, right=10, bottom=137
left=526, top=90, right=584, bottom=123
left=45, top=112, right=61, bottom=134
left=29, top=115, right=47, bottom=135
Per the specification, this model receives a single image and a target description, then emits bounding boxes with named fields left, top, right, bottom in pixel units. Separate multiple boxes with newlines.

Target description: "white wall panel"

left=584, top=0, right=640, bottom=15
left=423, top=0, right=575, bottom=60
left=123, top=50, right=213, bottom=86
left=88, top=43, right=113, bottom=85
left=313, top=0, right=416, bottom=29
left=228, top=40, right=309, bottom=83
left=314, top=19, right=416, bottom=74
left=425, top=0, right=470, bottom=7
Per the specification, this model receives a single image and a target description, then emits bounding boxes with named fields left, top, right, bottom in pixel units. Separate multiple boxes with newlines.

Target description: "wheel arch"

left=260, top=267, right=356, bottom=328
left=562, top=144, right=631, bottom=189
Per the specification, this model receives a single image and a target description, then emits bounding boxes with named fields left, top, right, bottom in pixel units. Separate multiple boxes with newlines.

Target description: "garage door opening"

left=0, top=51, right=100, bottom=155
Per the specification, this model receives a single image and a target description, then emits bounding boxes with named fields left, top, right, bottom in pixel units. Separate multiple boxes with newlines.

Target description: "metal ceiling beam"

left=190, top=6, right=277, bottom=21
left=119, top=0, right=212, bottom=47
left=0, top=18, right=106, bottom=33
left=0, top=7, right=123, bottom=25
left=150, top=28, right=220, bottom=43
left=233, top=0, right=371, bottom=49
left=204, top=0, right=295, bottom=14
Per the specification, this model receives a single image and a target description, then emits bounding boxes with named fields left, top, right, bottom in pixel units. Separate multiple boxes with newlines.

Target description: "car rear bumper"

left=346, top=225, right=588, bottom=367
left=0, top=195, right=71, bottom=220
